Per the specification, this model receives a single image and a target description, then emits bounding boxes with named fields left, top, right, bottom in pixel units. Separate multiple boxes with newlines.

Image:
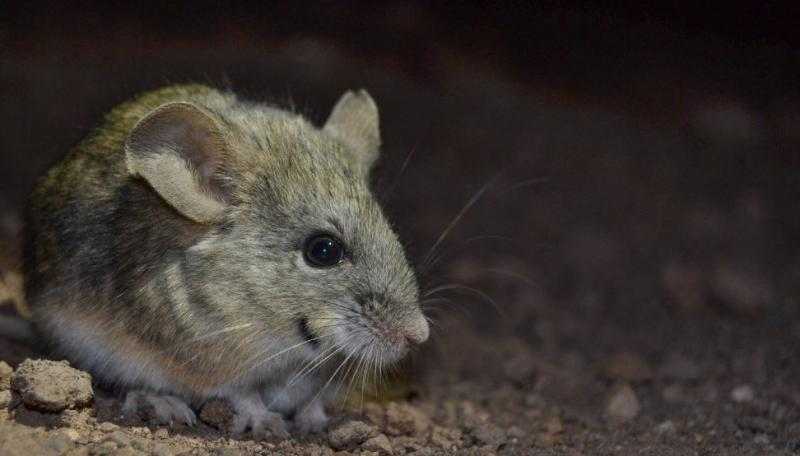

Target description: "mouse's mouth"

left=298, top=317, right=319, bottom=349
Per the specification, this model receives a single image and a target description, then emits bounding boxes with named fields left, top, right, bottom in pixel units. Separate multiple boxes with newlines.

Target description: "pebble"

left=470, top=421, right=507, bottom=449
left=544, top=416, right=564, bottom=434
left=0, top=389, right=11, bottom=408
left=104, top=430, right=132, bottom=447
left=10, top=359, right=93, bottom=412
left=151, top=442, right=173, bottom=456
left=429, top=425, right=463, bottom=450
left=328, top=420, right=378, bottom=450
left=362, top=433, right=393, bottom=454
left=655, top=420, right=676, bottom=435
left=753, top=433, right=770, bottom=445
left=44, top=432, right=75, bottom=454
left=0, top=360, right=13, bottom=390
left=385, top=402, right=431, bottom=436
left=731, top=384, right=755, bottom=403
left=59, top=428, right=81, bottom=442
left=153, top=428, right=169, bottom=439
left=606, top=384, right=640, bottom=422
left=506, top=425, right=525, bottom=439
left=98, top=421, right=119, bottom=433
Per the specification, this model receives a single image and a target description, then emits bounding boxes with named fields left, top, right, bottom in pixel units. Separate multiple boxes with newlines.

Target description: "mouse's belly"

left=34, top=301, right=260, bottom=398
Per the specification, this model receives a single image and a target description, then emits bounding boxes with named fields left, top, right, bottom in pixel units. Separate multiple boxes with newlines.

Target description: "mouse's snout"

left=400, top=312, right=430, bottom=346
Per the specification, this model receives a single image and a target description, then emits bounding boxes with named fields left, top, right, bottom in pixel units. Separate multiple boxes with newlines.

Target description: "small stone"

left=456, top=400, right=490, bottom=428
left=471, top=422, right=507, bottom=449
left=430, top=426, right=463, bottom=450
left=606, top=384, right=640, bottom=422
left=129, top=426, right=151, bottom=437
left=98, top=422, right=119, bottom=433
left=153, top=428, right=169, bottom=439
left=152, top=442, right=173, bottom=456
left=130, top=438, right=148, bottom=451
left=602, top=352, right=654, bottom=383
left=199, top=398, right=235, bottom=430
left=362, top=433, right=393, bottom=454
left=104, top=430, right=132, bottom=447
left=655, top=420, right=676, bottom=435
left=44, top=431, right=76, bottom=454
left=754, top=433, right=770, bottom=445
left=0, top=389, right=11, bottom=408
left=59, top=428, right=81, bottom=442
left=544, top=416, right=563, bottom=434
left=0, top=361, right=13, bottom=390
left=328, top=420, right=378, bottom=450
left=385, top=402, right=431, bottom=436
left=362, top=402, right=385, bottom=426
left=731, top=385, right=755, bottom=403
left=538, top=431, right=560, bottom=447
left=10, top=359, right=93, bottom=412
left=506, top=425, right=525, bottom=439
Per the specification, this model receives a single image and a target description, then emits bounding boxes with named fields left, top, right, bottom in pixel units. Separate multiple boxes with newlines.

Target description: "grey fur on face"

left=24, top=84, right=429, bottom=436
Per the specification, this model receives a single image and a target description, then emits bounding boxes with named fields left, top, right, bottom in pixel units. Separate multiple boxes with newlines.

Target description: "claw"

left=122, top=391, right=196, bottom=426
left=230, top=393, right=289, bottom=440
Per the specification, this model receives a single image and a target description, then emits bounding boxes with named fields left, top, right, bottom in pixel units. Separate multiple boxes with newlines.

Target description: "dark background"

left=2, top=2, right=800, bottom=453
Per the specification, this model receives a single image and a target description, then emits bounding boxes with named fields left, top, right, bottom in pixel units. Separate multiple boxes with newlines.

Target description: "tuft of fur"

left=24, top=84, right=429, bottom=435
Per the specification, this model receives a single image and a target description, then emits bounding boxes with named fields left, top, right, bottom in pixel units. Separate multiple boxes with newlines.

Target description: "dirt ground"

left=1, top=4, right=800, bottom=455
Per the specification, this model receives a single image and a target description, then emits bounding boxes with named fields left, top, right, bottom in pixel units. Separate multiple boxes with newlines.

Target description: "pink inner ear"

left=188, top=129, right=221, bottom=182
left=128, top=102, right=231, bottom=203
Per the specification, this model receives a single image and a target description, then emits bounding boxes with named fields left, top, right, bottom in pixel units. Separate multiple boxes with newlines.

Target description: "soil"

left=1, top=4, right=799, bottom=455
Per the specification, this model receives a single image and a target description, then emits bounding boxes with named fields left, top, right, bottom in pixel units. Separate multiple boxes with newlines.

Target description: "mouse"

left=23, top=84, right=430, bottom=438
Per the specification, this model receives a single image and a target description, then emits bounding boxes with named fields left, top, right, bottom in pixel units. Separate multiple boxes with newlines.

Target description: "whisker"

left=497, top=176, right=549, bottom=194
left=420, top=174, right=500, bottom=269
left=424, top=283, right=505, bottom=317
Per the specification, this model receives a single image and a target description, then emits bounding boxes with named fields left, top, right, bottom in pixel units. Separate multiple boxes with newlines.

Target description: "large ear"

left=124, top=102, right=229, bottom=224
left=323, top=89, right=381, bottom=170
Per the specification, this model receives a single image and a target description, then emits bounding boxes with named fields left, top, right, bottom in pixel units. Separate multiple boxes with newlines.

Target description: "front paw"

left=230, top=394, right=289, bottom=440
left=122, top=391, right=196, bottom=426
left=294, top=400, right=329, bottom=435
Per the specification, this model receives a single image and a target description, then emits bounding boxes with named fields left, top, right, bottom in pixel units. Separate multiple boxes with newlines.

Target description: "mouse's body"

left=24, top=84, right=429, bottom=437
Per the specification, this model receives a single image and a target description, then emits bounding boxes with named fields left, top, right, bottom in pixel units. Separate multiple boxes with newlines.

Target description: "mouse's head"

left=125, top=88, right=429, bottom=372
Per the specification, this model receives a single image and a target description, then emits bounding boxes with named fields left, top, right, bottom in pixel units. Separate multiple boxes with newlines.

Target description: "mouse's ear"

left=323, top=89, right=381, bottom=172
left=125, top=102, right=230, bottom=224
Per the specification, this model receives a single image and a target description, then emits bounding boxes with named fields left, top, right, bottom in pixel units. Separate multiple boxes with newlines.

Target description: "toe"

left=164, top=396, right=197, bottom=426
left=265, top=413, right=290, bottom=439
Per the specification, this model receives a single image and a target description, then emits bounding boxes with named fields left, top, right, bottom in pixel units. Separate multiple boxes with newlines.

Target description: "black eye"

left=303, top=235, right=345, bottom=268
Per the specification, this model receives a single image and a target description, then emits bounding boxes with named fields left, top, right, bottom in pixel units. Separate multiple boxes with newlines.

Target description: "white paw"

left=122, top=391, right=196, bottom=426
left=293, top=400, right=329, bottom=435
left=230, top=394, right=289, bottom=440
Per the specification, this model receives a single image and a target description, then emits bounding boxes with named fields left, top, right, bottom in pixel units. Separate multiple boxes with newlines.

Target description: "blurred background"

left=2, top=2, right=800, bottom=453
